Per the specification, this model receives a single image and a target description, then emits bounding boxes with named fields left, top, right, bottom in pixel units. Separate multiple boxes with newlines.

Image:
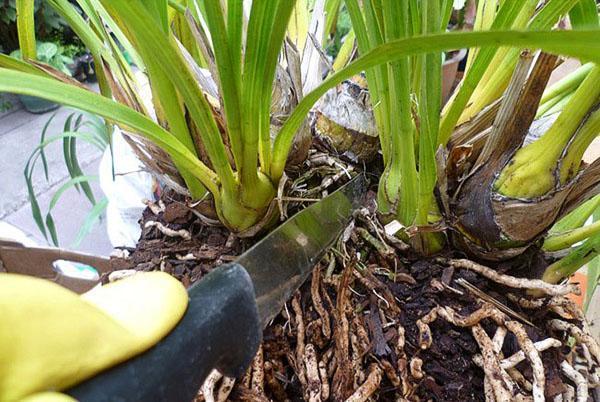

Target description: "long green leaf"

left=569, top=0, right=599, bottom=29
left=40, top=112, right=58, bottom=181
left=71, top=197, right=108, bottom=248
left=203, top=0, right=243, bottom=168
left=44, top=175, right=100, bottom=246
left=16, top=0, right=36, bottom=60
left=271, top=29, right=600, bottom=180
left=0, top=54, right=45, bottom=76
left=259, top=2, right=297, bottom=171
left=416, top=0, right=442, bottom=227
left=241, top=0, right=280, bottom=186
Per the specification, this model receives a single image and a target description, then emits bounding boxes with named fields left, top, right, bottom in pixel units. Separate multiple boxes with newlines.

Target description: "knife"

left=66, top=173, right=367, bottom=401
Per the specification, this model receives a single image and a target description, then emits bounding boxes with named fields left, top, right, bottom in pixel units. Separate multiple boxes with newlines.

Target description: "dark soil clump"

left=108, top=190, right=248, bottom=287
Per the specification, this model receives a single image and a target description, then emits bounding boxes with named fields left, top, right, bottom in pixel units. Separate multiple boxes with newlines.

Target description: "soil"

left=224, top=222, right=576, bottom=402
left=108, top=190, right=248, bottom=287
left=115, top=189, right=597, bottom=402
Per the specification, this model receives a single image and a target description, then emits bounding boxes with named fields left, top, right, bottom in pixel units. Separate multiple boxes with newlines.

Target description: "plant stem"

left=536, top=89, right=572, bottom=118
left=544, top=220, right=600, bottom=251
left=543, top=234, right=600, bottom=284
left=541, top=62, right=593, bottom=105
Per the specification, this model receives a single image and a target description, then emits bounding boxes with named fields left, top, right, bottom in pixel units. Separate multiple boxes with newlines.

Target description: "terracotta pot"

left=442, top=49, right=467, bottom=104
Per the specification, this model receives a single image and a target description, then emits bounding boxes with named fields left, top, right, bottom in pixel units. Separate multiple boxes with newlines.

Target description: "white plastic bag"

left=99, top=128, right=156, bottom=248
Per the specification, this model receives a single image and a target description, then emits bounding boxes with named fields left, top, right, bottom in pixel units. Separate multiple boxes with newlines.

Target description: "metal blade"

left=237, top=174, right=367, bottom=327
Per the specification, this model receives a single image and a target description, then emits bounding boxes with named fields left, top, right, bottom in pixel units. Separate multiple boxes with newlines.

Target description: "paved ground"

left=0, top=93, right=113, bottom=255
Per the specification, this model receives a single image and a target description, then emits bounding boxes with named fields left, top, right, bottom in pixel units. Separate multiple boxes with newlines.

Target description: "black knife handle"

left=68, top=263, right=261, bottom=402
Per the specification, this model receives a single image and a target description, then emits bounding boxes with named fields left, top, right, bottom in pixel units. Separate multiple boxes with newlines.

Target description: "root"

left=143, top=198, right=165, bottom=215
left=439, top=258, right=580, bottom=296
left=508, top=294, right=546, bottom=309
left=318, top=351, right=331, bottom=400
left=311, top=265, right=331, bottom=340
left=144, top=220, right=192, bottom=240
left=504, top=320, right=546, bottom=402
left=349, top=321, right=366, bottom=387
left=331, top=261, right=354, bottom=400
left=508, top=367, right=533, bottom=392
left=549, top=319, right=600, bottom=363
left=501, top=338, right=562, bottom=369
left=409, top=357, right=424, bottom=380
left=201, top=370, right=222, bottom=402
left=416, top=304, right=505, bottom=349
left=472, top=324, right=513, bottom=402
left=216, top=377, right=235, bottom=402
left=355, top=227, right=395, bottom=258
left=380, top=359, right=401, bottom=388
left=354, top=269, right=400, bottom=315
left=418, top=302, right=554, bottom=402
left=304, top=344, right=322, bottom=402
left=291, top=292, right=307, bottom=388
left=561, top=361, right=588, bottom=402
left=345, top=364, right=383, bottom=402
left=251, top=345, right=265, bottom=395
left=108, top=269, right=138, bottom=282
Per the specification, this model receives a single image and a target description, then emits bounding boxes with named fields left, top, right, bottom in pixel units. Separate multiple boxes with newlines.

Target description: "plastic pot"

left=18, top=94, right=60, bottom=114
left=442, top=49, right=467, bottom=104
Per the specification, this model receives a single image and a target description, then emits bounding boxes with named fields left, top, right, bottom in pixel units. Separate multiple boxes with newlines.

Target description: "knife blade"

left=66, top=174, right=367, bottom=401
left=240, top=172, right=367, bottom=327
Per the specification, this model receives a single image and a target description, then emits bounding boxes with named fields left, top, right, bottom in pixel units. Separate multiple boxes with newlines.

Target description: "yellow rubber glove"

left=0, top=272, right=188, bottom=402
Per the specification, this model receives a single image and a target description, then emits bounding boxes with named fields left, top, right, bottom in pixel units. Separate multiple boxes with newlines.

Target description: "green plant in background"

left=25, top=111, right=110, bottom=247
left=10, top=41, right=73, bottom=75
left=0, top=0, right=69, bottom=54
left=1, top=0, right=600, bottom=268
left=0, top=93, right=12, bottom=112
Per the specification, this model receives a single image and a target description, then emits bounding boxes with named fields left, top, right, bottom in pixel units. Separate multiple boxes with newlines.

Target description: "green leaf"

left=141, top=0, right=169, bottom=33
left=45, top=213, right=59, bottom=246
left=0, top=53, right=45, bottom=75
left=71, top=197, right=108, bottom=248
left=439, top=0, right=581, bottom=145
left=324, top=0, right=343, bottom=39
left=44, top=175, right=99, bottom=246
left=569, top=0, right=599, bottom=29
left=416, top=0, right=442, bottom=227
left=203, top=0, right=243, bottom=169
left=36, top=42, right=58, bottom=62
left=16, top=0, right=36, bottom=60
left=40, top=112, right=58, bottom=181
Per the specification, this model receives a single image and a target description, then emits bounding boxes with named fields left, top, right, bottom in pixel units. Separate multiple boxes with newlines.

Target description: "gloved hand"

left=0, top=271, right=188, bottom=402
